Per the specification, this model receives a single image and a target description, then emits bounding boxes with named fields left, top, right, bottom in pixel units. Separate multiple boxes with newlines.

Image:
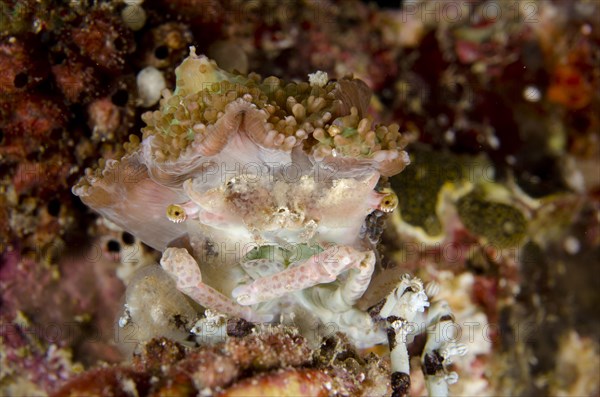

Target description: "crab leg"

left=338, top=251, right=376, bottom=306
left=241, top=259, right=285, bottom=279
left=370, top=275, right=430, bottom=397
left=421, top=283, right=467, bottom=397
left=160, top=247, right=272, bottom=323
left=231, top=246, right=375, bottom=306
left=306, top=251, right=376, bottom=314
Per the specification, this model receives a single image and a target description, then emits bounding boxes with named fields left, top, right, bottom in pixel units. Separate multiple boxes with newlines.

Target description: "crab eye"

left=226, top=177, right=238, bottom=189
left=166, top=204, right=187, bottom=223
left=378, top=189, right=398, bottom=213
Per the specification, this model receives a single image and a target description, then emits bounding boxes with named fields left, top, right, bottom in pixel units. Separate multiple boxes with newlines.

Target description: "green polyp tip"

left=342, top=128, right=357, bottom=138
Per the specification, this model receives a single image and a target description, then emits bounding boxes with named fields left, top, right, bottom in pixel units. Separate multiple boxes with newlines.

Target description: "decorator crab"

left=73, top=48, right=465, bottom=396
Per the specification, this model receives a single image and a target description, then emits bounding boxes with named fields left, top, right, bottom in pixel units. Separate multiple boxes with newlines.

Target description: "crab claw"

left=161, top=247, right=272, bottom=323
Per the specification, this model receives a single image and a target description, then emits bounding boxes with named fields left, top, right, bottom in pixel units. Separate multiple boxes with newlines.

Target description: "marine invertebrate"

left=0, top=37, right=47, bottom=95
left=2, top=1, right=598, bottom=395
left=51, top=55, right=98, bottom=103
left=73, top=47, right=465, bottom=395
left=71, top=10, right=135, bottom=73
left=140, top=22, right=193, bottom=71
left=53, top=326, right=392, bottom=396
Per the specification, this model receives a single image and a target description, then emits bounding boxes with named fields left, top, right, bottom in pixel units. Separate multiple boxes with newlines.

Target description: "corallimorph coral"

left=73, top=47, right=410, bottom=251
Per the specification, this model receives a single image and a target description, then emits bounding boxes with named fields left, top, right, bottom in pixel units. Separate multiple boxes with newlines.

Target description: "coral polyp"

left=138, top=47, right=408, bottom=174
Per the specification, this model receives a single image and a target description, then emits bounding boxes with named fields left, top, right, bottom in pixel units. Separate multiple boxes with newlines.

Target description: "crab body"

left=73, top=48, right=463, bottom=396
left=161, top=164, right=388, bottom=347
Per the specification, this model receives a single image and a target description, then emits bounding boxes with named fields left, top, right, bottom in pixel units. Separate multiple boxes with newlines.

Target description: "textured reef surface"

left=1, top=0, right=599, bottom=396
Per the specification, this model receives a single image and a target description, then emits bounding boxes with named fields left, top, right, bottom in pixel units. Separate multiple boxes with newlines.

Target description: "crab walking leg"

left=338, top=251, right=376, bottom=305
left=370, top=275, right=430, bottom=397
left=422, top=282, right=467, bottom=397
left=387, top=320, right=412, bottom=397
left=232, top=246, right=375, bottom=306
left=160, top=248, right=272, bottom=323
left=308, top=250, right=376, bottom=313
